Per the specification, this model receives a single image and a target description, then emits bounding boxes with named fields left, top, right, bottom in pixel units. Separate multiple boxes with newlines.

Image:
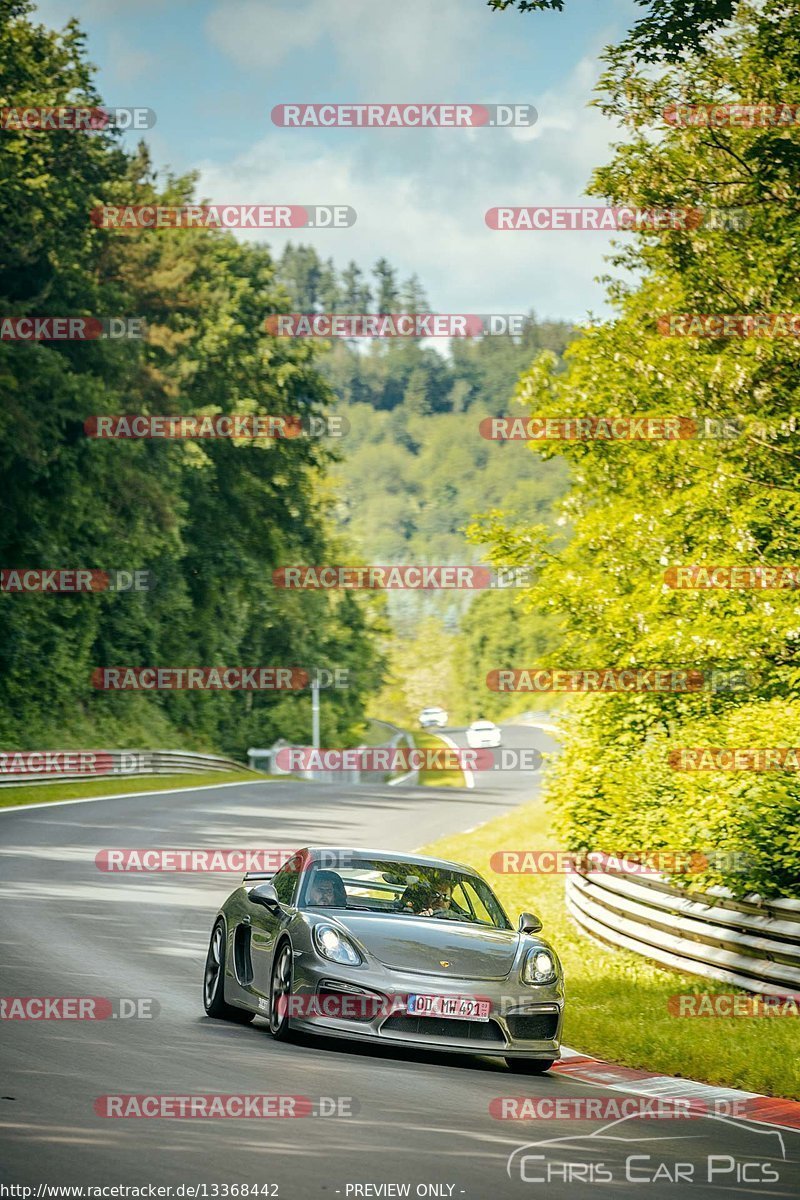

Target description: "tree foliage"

left=0, top=2, right=383, bottom=754
left=473, top=0, right=800, bottom=895
left=487, top=0, right=743, bottom=63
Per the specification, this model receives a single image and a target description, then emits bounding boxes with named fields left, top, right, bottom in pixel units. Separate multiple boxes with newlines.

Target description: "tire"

left=506, top=1058, right=555, bottom=1074
left=203, top=919, right=254, bottom=1023
left=268, top=941, right=293, bottom=1041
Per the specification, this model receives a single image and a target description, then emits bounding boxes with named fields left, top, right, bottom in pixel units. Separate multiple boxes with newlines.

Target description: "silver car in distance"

left=203, top=847, right=564, bottom=1072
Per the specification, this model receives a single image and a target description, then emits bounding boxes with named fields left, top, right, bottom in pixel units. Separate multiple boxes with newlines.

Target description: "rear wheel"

left=506, top=1058, right=555, bottom=1074
left=268, top=942, right=293, bottom=1040
left=203, top=919, right=254, bottom=1023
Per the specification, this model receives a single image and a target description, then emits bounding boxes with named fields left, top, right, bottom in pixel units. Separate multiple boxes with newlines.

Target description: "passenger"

left=402, top=878, right=462, bottom=918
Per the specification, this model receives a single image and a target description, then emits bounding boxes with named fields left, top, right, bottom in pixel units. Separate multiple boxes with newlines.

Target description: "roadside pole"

left=311, top=676, right=320, bottom=749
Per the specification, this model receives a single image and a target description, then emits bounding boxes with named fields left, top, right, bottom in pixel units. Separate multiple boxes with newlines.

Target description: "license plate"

left=407, top=994, right=490, bottom=1021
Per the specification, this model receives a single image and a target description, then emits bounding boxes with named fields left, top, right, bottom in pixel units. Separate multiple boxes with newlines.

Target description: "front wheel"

left=506, top=1058, right=555, bottom=1074
left=203, top=919, right=254, bottom=1023
left=268, top=942, right=293, bottom=1040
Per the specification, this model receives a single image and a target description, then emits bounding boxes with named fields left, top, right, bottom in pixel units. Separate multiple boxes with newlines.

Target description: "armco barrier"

left=0, top=749, right=255, bottom=787
left=565, top=867, right=800, bottom=996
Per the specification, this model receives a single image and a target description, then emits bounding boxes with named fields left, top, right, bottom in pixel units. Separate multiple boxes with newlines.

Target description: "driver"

left=307, top=870, right=340, bottom=906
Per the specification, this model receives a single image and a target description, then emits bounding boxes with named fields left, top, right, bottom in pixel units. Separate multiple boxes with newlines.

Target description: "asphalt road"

left=0, top=720, right=797, bottom=1198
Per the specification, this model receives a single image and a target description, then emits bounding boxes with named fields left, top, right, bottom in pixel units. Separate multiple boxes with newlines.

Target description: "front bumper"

left=288, top=959, right=564, bottom=1058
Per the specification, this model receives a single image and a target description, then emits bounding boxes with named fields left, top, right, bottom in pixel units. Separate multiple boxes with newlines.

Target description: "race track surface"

left=1, top=723, right=797, bottom=1197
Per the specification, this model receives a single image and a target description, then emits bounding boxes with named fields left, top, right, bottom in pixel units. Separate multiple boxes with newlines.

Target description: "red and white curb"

left=556, top=1047, right=800, bottom=1132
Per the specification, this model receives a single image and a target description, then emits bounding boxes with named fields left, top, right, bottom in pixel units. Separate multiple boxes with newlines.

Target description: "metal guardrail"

left=1, top=733, right=419, bottom=788
left=0, top=749, right=255, bottom=787
left=565, top=867, right=800, bottom=996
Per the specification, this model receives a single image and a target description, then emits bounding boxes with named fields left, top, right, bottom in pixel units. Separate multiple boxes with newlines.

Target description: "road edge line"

left=438, top=733, right=475, bottom=789
left=0, top=778, right=266, bottom=815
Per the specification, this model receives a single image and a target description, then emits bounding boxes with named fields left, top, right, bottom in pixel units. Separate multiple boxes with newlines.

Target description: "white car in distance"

left=466, top=719, right=502, bottom=749
left=418, top=706, right=448, bottom=729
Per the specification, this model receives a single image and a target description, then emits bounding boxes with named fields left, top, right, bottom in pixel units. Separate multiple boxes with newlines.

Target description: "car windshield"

left=301, top=857, right=511, bottom=929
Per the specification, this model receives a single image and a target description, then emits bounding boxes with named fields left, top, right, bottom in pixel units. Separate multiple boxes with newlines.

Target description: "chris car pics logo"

left=507, top=1114, right=792, bottom=1186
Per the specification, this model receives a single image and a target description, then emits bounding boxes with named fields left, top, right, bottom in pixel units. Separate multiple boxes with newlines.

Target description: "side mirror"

left=518, top=911, right=543, bottom=934
left=249, top=882, right=280, bottom=910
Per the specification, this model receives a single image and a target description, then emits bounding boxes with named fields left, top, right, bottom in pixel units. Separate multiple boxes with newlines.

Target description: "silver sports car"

left=203, top=846, right=564, bottom=1072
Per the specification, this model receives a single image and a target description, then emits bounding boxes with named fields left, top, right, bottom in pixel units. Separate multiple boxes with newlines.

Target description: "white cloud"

left=322, top=0, right=481, bottom=93
left=30, top=0, right=631, bottom=321
left=196, top=52, right=626, bottom=321
left=206, top=0, right=488, bottom=94
left=205, top=0, right=325, bottom=72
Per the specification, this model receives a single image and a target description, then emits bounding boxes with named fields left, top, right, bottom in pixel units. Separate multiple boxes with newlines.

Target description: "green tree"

left=487, top=0, right=742, bottom=63
left=277, top=242, right=322, bottom=310
left=318, top=256, right=341, bottom=312
left=0, top=3, right=384, bottom=754
left=372, top=258, right=400, bottom=313
left=340, top=260, right=372, bottom=311
left=472, top=0, right=800, bottom=896
left=398, top=272, right=430, bottom=313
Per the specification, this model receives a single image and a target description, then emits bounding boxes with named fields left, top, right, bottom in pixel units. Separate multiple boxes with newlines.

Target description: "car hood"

left=333, top=912, right=521, bottom=979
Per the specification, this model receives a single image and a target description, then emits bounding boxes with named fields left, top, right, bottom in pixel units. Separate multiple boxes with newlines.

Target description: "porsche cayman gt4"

left=203, top=847, right=564, bottom=1072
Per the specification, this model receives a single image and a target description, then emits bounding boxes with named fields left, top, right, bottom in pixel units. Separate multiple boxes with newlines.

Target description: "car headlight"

left=313, top=924, right=362, bottom=966
left=521, top=948, right=557, bottom=984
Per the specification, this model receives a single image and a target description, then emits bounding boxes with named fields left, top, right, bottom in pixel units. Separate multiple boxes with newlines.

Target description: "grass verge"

left=422, top=794, right=799, bottom=1100
left=0, top=770, right=267, bottom=809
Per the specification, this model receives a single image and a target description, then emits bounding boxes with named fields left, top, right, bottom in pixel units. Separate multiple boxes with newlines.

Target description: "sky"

left=33, top=0, right=643, bottom=322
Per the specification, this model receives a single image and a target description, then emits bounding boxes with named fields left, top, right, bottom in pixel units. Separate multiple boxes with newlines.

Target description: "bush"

left=546, top=695, right=800, bottom=897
